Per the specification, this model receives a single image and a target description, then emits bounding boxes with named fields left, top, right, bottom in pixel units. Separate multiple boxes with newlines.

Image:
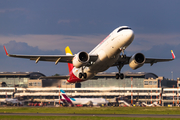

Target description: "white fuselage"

left=72, top=26, right=134, bottom=81
left=5, top=98, right=22, bottom=105
left=71, top=98, right=108, bottom=105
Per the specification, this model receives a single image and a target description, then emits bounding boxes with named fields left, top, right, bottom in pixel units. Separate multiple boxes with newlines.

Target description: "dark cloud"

left=0, top=1, right=180, bottom=35
left=0, top=41, right=66, bottom=76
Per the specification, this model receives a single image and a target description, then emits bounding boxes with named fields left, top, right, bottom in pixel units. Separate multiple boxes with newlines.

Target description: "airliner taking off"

left=4, top=26, right=175, bottom=83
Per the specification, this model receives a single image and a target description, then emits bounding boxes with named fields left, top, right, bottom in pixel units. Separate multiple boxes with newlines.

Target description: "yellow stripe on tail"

left=65, top=46, right=73, bottom=55
left=65, top=46, right=74, bottom=73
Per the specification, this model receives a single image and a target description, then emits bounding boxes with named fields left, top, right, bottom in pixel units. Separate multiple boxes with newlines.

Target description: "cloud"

left=0, top=41, right=67, bottom=76
left=0, top=34, right=106, bottom=53
left=126, top=33, right=180, bottom=53
left=1, top=32, right=180, bottom=55
left=0, top=40, right=178, bottom=79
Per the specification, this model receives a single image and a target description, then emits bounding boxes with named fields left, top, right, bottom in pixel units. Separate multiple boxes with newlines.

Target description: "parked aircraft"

left=3, top=93, right=23, bottom=106
left=60, top=89, right=108, bottom=106
left=141, top=102, right=160, bottom=107
left=4, top=26, right=175, bottom=83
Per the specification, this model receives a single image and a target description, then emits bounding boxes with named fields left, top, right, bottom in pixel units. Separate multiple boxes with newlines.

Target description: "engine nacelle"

left=129, top=53, right=145, bottom=70
left=72, top=51, right=90, bottom=68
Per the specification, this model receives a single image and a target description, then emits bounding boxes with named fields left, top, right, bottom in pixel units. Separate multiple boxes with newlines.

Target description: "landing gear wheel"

left=120, top=73, right=124, bottom=79
left=79, top=73, right=87, bottom=79
left=83, top=73, right=87, bottom=79
left=79, top=73, right=83, bottom=78
left=116, top=73, right=120, bottom=79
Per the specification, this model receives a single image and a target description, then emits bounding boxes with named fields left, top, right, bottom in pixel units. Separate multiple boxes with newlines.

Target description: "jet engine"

left=129, top=53, right=145, bottom=70
left=72, top=52, right=90, bottom=68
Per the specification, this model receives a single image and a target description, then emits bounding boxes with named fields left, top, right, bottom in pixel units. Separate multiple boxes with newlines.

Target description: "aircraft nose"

left=126, top=29, right=134, bottom=42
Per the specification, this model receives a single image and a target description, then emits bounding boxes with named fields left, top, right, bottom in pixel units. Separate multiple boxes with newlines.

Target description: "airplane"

left=4, top=26, right=175, bottom=83
left=141, top=102, right=160, bottom=107
left=3, top=92, right=23, bottom=106
left=60, top=89, right=109, bottom=106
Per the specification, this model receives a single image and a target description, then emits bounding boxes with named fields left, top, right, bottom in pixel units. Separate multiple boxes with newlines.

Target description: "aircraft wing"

left=4, top=46, right=98, bottom=64
left=113, top=50, right=175, bottom=66
left=144, top=57, right=174, bottom=66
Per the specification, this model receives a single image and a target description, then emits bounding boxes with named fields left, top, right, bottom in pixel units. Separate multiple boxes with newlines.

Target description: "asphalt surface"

left=0, top=113, right=180, bottom=118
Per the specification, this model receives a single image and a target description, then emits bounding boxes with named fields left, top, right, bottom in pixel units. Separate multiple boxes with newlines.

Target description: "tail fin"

left=65, top=46, right=74, bottom=73
left=60, top=89, right=75, bottom=104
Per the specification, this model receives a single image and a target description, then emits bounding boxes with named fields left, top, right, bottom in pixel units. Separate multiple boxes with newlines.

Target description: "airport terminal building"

left=0, top=72, right=176, bottom=88
left=0, top=71, right=179, bottom=106
left=0, top=72, right=45, bottom=88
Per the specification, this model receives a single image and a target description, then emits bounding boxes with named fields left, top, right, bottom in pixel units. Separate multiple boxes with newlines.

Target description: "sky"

left=0, top=0, right=180, bottom=79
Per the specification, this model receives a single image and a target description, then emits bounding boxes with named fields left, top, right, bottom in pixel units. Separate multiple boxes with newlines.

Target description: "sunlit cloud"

left=127, top=33, right=180, bottom=52
left=0, top=34, right=106, bottom=53
left=0, top=33, right=180, bottom=54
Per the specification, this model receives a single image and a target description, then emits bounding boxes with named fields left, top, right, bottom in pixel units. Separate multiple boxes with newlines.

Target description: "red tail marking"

left=3, top=46, right=8, bottom=56
left=67, top=63, right=74, bottom=73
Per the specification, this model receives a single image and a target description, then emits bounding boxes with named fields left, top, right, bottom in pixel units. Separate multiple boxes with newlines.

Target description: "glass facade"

left=0, top=72, right=45, bottom=88
left=0, top=77, right=29, bottom=87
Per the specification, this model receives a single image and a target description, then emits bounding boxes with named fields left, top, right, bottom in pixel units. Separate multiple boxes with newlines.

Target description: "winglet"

left=3, top=46, right=9, bottom=56
left=171, top=50, right=175, bottom=59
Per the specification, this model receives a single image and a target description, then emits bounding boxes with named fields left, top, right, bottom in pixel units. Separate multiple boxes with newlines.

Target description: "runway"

left=0, top=113, right=180, bottom=118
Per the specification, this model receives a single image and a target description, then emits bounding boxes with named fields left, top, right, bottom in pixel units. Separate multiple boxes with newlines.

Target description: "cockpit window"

left=117, top=27, right=131, bottom=33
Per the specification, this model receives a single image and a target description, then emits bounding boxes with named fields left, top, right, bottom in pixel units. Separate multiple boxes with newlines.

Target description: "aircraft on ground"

left=141, top=102, right=160, bottom=107
left=60, top=89, right=109, bottom=106
left=3, top=93, right=23, bottom=106
left=4, top=26, right=175, bottom=83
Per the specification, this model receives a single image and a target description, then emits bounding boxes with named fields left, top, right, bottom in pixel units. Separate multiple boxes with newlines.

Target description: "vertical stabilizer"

left=65, top=46, right=74, bottom=73
left=60, top=89, right=75, bottom=104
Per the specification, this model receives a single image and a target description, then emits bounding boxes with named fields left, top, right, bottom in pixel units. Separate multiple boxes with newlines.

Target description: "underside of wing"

left=8, top=54, right=74, bottom=64
left=112, top=50, right=175, bottom=67
left=4, top=46, right=98, bottom=65
left=145, top=58, right=174, bottom=66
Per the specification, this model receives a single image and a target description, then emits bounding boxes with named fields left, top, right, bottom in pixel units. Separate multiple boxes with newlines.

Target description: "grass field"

left=0, top=106, right=180, bottom=114
left=0, top=116, right=179, bottom=120
left=0, top=106, right=180, bottom=120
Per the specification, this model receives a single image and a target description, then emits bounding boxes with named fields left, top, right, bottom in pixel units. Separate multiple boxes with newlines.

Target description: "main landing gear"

left=79, top=73, right=87, bottom=79
left=79, top=66, right=87, bottom=79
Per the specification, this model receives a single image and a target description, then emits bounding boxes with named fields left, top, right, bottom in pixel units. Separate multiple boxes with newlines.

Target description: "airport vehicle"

left=4, top=26, right=175, bottom=83
left=60, top=89, right=109, bottom=106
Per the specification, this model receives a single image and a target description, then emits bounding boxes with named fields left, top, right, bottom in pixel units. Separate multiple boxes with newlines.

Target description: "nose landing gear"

left=116, top=73, right=124, bottom=79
